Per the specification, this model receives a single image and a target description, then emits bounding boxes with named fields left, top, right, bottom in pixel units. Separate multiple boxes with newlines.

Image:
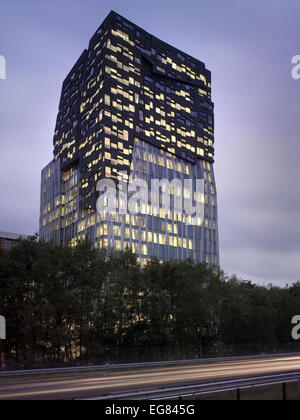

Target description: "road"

left=0, top=355, right=300, bottom=400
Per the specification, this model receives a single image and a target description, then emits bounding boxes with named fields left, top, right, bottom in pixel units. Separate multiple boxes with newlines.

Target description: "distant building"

left=40, top=11, right=219, bottom=266
left=0, top=232, right=28, bottom=251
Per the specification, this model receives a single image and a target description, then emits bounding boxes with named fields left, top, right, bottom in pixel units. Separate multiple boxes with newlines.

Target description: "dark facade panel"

left=52, top=11, right=215, bottom=212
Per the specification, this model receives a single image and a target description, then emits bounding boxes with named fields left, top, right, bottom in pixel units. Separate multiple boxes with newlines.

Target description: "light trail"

left=0, top=355, right=300, bottom=400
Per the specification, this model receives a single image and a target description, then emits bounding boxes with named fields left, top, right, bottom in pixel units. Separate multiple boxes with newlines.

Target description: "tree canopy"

left=0, top=237, right=299, bottom=369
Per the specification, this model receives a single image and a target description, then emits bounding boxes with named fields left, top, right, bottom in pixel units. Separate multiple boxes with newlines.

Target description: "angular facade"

left=40, top=11, right=219, bottom=266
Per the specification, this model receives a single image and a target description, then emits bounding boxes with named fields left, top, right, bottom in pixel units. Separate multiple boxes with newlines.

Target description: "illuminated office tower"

left=40, top=11, right=219, bottom=266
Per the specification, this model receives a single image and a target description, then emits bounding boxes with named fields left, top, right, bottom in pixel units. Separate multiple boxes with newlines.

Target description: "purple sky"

left=0, top=0, right=299, bottom=285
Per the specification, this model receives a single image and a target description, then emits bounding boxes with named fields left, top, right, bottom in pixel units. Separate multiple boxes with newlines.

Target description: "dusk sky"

left=0, top=0, right=299, bottom=286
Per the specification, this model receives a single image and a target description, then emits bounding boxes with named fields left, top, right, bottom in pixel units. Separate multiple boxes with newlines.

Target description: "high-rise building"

left=40, top=11, right=219, bottom=266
